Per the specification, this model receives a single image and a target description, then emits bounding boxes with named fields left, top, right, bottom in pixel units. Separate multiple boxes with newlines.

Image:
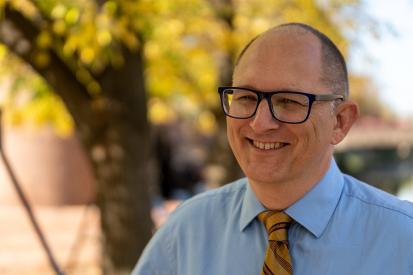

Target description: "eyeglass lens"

left=222, top=88, right=310, bottom=123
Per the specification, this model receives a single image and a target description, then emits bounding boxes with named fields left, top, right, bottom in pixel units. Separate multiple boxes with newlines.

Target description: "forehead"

left=233, top=28, right=324, bottom=92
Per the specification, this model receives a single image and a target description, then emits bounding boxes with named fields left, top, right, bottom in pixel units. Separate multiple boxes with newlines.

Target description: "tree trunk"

left=87, top=46, right=153, bottom=275
left=85, top=118, right=153, bottom=275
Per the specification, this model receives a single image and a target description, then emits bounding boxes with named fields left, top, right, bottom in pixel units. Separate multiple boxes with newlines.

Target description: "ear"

left=331, top=100, right=359, bottom=145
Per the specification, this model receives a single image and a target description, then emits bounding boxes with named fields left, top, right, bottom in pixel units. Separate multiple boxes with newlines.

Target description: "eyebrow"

left=232, top=85, right=313, bottom=94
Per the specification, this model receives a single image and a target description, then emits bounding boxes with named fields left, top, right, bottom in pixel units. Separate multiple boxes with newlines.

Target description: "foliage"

left=0, top=45, right=73, bottom=135
left=0, top=0, right=385, bottom=137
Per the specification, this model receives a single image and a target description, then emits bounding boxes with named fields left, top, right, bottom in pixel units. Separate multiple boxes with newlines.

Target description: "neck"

left=250, top=157, right=332, bottom=210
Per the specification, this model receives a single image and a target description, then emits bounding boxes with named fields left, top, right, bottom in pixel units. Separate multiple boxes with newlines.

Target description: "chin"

left=244, top=167, right=284, bottom=185
left=242, top=158, right=285, bottom=176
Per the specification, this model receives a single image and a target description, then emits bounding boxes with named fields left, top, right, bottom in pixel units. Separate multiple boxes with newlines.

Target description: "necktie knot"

left=258, top=210, right=292, bottom=242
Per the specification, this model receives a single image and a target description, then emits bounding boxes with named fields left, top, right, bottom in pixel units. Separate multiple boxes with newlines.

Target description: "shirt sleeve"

left=131, top=224, right=176, bottom=275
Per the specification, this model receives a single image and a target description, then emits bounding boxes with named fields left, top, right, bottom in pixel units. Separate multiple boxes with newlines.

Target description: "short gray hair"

left=234, top=22, right=349, bottom=99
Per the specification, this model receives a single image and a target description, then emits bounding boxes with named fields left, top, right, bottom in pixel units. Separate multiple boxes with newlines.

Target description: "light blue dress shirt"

left=133, top=160, right=413, bottom=275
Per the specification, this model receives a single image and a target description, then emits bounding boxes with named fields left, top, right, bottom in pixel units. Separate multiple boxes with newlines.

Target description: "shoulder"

left=169, top=178, right=248, bottom=223
left=340, top=175, right=413, bottom=260
left=343, top=174, right=413, bottom=217
left=150, top=178, right=248, bottom=236
left=342, top=174, right=413, bottom=233
left=133, top=179, right=249, bottom=275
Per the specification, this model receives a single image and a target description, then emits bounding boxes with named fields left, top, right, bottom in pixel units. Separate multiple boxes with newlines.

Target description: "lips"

left=248, top=139, right=289, bottom=150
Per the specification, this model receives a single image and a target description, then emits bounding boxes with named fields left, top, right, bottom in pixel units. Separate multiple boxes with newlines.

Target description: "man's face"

left=228, top=30, right=339, bottom=187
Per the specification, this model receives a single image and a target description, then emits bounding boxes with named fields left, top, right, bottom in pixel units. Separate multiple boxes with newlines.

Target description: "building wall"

left=0, top=126, right=95, bottom=205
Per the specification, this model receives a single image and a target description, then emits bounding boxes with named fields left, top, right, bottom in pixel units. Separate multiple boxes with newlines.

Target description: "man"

left=133, top=23, right=413, bottom=275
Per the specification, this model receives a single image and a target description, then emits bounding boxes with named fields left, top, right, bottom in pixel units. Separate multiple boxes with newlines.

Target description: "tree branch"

left=0, top=5, right=97, bottom=134
left=208, top=0, right=235, bottom=28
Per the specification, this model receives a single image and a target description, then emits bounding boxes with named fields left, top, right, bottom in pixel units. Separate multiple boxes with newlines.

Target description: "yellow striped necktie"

left=258, top=211, right=293, bottom=275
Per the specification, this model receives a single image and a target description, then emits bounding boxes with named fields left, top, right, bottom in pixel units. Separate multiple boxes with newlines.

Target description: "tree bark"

left=85, top=116, right=153, bottom=275
left=92, top=46, right=153, bottom=275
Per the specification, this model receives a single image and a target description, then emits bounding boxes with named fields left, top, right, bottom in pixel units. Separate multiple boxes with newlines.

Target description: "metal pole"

left=0, top=109, right=65, bottom=275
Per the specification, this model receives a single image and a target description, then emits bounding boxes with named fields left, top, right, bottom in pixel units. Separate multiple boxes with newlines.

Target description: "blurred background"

left=0, top=0, right=412, bottom=274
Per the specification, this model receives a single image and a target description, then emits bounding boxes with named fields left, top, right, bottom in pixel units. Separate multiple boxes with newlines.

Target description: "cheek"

left=296, top=118, right=332, bottom=152
left=309, top=111, right=335, bottom=142
left=311, top=122, right=323, bottom=144
left=226, top=119, right=241, bottom=148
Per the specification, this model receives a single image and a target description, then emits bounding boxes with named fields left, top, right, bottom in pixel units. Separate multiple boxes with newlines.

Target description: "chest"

left=178, top=231, right=410, bottom=275
left=290, top=242, right=410, bottom=275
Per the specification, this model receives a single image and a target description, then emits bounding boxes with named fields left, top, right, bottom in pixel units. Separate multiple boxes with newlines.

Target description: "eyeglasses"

left=218, top=87, right=344, bottom=124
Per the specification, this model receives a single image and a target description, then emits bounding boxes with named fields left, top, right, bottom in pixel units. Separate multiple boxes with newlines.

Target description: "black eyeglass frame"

left=218, top=86, right=344, bottom=124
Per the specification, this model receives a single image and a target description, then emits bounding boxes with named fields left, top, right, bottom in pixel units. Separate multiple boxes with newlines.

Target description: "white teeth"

left=252, top=140, right=285, bottom=150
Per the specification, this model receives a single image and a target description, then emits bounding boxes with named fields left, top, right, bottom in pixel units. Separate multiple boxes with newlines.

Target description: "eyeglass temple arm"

left=314, top=94, right=344, bottom=101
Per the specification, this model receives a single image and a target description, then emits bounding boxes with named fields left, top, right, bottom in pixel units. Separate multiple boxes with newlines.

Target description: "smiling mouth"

left=248, top=139, right=289, bottom=150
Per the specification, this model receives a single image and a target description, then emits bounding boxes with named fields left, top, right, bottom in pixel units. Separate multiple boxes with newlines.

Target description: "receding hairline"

left=234, top=23, right=349, bottom=98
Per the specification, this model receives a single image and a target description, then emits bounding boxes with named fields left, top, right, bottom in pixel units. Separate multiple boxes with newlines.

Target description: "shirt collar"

left=285, top=159, right=344, bottom=238
left=239, top=180, right=266, bottom=232
left=239, top=159, right=344, bottom=237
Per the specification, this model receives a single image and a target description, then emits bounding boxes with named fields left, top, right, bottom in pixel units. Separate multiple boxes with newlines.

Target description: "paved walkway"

left=0, top=200, right=181, bottom=275
left=0, top=204, right=101, bottom=275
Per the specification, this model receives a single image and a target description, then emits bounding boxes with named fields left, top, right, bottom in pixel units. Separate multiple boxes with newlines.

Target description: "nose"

left=249, top=100, right=281, bottom=133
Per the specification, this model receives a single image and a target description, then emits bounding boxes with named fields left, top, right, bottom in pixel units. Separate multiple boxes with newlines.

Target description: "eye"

left=278, top=98, right=304, bottom=106
left=236, top=95, right=256, bottom=101
left=233, top=92, right=257, bottom=102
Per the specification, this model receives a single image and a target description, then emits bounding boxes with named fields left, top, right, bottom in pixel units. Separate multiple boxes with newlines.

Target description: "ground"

left=0, top=204, right=101, bottom=275
left=0, top=200, right=181, bottom=275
